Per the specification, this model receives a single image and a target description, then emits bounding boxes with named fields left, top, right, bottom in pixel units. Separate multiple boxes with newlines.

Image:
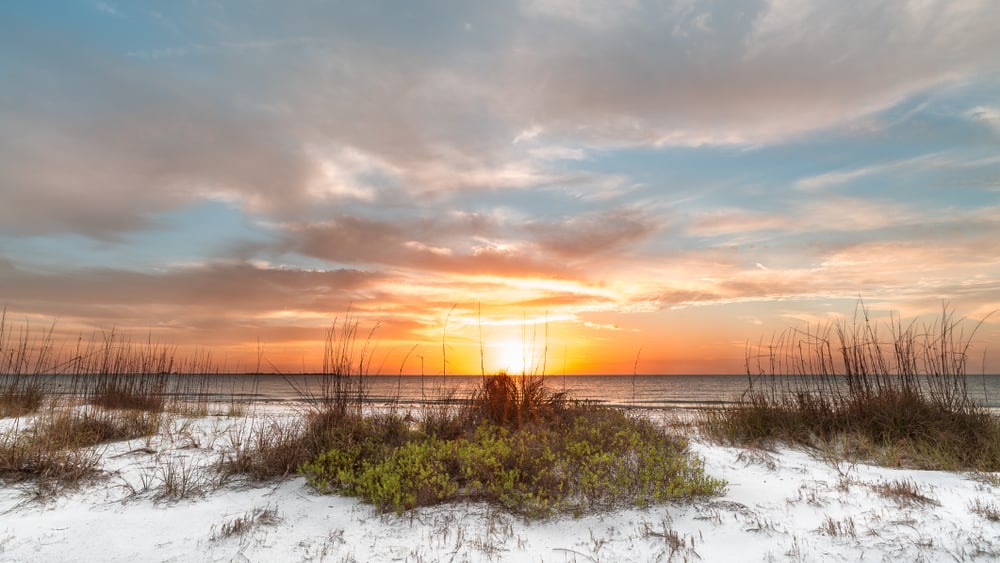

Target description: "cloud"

left=793, top=153, right=964, bottom=191
left=0, top=35, right=318, bottom=237
left=268, top=202, right=660, bottom=280
left=582, top=321, right=622, bottom=331
left=0, top=254, right=624, bottom=355
left=3, top=1, right=999, bottom=242
left=641, top=204, right=1000, bottom=312
left=95, top=2, right=119, bottom=16
left=686, top=195, right=952, bottom=243
left=970, top=105, right=1000, bottom=133
left=505, top=0, right=1000, bottom=146
left=687, top=208, right=789, bottom=238
left=795, top=163, right=896, bottom=192
left=520, top=0, right=641, bottom=30
left=276, top=215, right=573, bottom=277
left=527, top=209, right=658, bottom=259
left=0, top=260, right=379, bottom=315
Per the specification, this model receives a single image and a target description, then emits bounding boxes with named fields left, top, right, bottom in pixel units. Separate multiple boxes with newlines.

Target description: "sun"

left=492, top=340, right=527, bottom=375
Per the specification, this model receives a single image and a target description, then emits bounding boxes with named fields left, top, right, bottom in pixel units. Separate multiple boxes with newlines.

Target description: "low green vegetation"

left=703, top=305, right=1000, bottom=471
left=298, top=373, right=725, bottom=516
left=220, top=371, right=725, bottom=517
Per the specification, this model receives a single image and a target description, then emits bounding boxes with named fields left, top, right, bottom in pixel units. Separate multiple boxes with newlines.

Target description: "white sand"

left=2, top=409, right=999, bottom=562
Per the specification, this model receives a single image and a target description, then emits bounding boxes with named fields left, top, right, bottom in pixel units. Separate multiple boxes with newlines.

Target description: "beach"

left=3, top=406, right=998, bottom=562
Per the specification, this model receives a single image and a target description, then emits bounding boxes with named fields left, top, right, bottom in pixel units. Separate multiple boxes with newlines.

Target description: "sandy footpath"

left=2, top=410, right=999, bottom=562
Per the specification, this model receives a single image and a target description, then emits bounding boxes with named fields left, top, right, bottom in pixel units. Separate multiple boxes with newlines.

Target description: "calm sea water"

left=246, top=374, right=751, bottom=409
left=144, top=373, right=1000, bottom=412
left=23, top=373, right=1000, bottom=412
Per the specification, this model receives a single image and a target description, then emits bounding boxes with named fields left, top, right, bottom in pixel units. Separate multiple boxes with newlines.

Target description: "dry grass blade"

left=969, top=498, right=1000, bottom=521
left=869, top=478, right=939, bottom=507
left=212, top=506, right=281, bottom=540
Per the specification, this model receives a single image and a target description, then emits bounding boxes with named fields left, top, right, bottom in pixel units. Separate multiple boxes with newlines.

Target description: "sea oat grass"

left=703, top=304, right=1000, bottom=471
left=89, top=374, right=167, bottom=411
left=0, top=406, right=160, bottom=488
left=0, top=310, right=227, bottom=419
left=219, top=417, right=308, bottom=481
left=0, top=377, right=45, bottom=418
left=220, top=315, right=401, bottom=482
left=463, top=372, right=570, bottom=430
left=34, top=407, right=160, bottom=448
left=156, top=454, right=208, bottom=501
left=0, top=428, right=102, bottom=487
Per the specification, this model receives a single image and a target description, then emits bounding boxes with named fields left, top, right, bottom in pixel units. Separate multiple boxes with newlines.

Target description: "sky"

left=2, top=0, right=1000, bottom=375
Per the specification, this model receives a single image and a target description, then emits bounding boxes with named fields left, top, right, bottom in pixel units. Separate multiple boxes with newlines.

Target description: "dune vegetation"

left=1, top=303, right=997, bottom=516
left=1, top=311, right=724, bottom=516
left=703, top=304, right=1000, bottom=471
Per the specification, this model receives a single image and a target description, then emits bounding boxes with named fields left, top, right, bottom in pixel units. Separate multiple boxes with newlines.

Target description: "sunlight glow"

left=492, top=340, right=527, bottom=374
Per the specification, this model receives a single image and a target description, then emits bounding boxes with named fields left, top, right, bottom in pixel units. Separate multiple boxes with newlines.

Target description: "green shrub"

left=355, top=439, right=459, bottom=510
left=220, top=409, right=413, bottom=482
left=301, top=437, right=458, bottom=512
left=301, top=405, right=725, bottom=517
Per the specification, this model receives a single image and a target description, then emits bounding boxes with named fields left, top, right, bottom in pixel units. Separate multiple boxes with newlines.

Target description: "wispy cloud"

left=794, top=153, right=960, bottom=191
left=970, top=105, right=1000, bottom=133
left=95, top=2, right=119, bottom=16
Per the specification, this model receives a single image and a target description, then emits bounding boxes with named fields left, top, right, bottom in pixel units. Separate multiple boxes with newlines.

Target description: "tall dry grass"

left=1, top=406, right=161, bottom=487
left=0, top=308, right=49, bottom=417
left=0, top=310, right=222, bottom=490
left=221, top=314, right=384, bottom=480
left=704, top=303, right=1000, bottom=470
left=0, top=310, right=227, bottom=415
left=463, top=371, right=570, bottom=430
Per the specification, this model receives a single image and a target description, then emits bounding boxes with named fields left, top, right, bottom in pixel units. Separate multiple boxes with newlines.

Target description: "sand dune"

left=1, top=409, right=998, bottom=562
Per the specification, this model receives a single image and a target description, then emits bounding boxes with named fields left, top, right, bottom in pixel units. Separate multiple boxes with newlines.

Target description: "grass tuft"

left=156, top=455, right=206, bottom=501
left=869, top=478, right=939, bottom=507
left=464, top=372, right=569, bottom=430
left=89, top=373, right=167, bottom=411
left=212, top=506, right=281, bottom=541
left=818, top=515, right=857, bottom=539
left=969, top=498, right=1000, bottom=521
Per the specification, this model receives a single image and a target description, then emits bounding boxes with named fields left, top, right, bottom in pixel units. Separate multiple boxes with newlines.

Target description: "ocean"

left=159, top=373, right=1000, bottom=412
left=22, top=372, right=1000, bottom=412
left=244, top=373, right=752, bottom=410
